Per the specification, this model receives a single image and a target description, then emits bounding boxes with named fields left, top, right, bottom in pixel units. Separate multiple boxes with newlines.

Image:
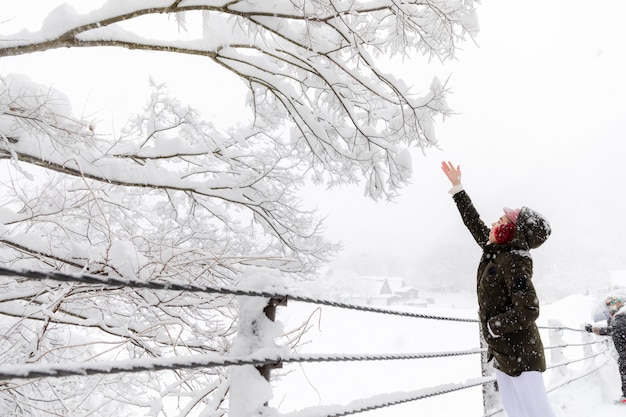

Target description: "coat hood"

left=513, top=207, right=551, bottom=249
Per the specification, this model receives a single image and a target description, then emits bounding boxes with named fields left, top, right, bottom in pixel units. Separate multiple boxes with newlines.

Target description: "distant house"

left=348, top=276, right=426, bottom=306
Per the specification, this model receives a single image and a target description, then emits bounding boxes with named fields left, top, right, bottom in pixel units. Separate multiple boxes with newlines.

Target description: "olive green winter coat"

left=452, top=190, right=552, bottom=377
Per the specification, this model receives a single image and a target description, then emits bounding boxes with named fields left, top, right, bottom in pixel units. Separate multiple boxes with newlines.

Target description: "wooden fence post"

left=256, top=296, right=288, bottom=382
left=230, top=291, right=287, bottom=416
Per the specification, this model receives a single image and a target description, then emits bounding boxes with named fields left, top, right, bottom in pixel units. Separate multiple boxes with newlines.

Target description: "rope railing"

left=0, top=348, right=487, bottom=380
left=0, top=266, right=477, bottom=323
left=539, top=324, right=587, bottom=332
left=0, top=266, right=594, bottom=332
left=547, top=359, right=611, bottom=393
left=278, top=376, right=496, bottom=417
left=543, top=340, right=604, bottom=350
left=0, top=265, right=615, bottom=416
left=546, top=347, right=610, bottom=371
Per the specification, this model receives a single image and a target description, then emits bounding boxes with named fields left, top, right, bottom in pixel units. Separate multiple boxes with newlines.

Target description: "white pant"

left=494, top=369, right=557, bottom=417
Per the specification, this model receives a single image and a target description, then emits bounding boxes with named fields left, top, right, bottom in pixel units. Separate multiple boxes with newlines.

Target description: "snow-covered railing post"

left=229, top=272, right=289, bottom=417
left=256, top=295, right=288, bottom=382
left=479, top=332, right=499, bottom=414
left=581, top=323, right=595, bottom=359
left=548, top=319, right=570, bottom=380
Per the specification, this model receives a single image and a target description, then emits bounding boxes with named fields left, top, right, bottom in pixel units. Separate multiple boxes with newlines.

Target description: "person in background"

left=585, top=296, right=626, bottom=405
left=441, top=161, right=557, bottom=417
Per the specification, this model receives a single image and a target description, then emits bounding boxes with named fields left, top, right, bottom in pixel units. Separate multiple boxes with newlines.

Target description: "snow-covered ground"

left=268, top=291, right=624, bottom=416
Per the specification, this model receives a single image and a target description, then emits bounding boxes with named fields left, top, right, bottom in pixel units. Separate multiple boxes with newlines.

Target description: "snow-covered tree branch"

left=1, top=0, right=478, bottom=199
left=0, top=0, right=478, bottom=415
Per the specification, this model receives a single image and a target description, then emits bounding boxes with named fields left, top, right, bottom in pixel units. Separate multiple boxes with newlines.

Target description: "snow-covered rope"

left=547, top=358, right=611, bottom=393
left=0, top=266, right=478, bottom=323
left=0, top=266, right=590, bottom=332
left=546, top=346, right=610, bottom=370
left=291, top=349, right=486, bottom=363
left=0, top=349, right=486, bottom=380
left=543, top=340, right=604, bottom=350
left=0, top=265, right=611, bottom=416
left=277, top=376, right=495, bottom=417
left=538, top=324, right=586, bottom=332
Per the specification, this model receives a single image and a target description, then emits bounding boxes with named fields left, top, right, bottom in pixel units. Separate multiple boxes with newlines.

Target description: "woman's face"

left=489, top=215, right=511, bottom=243
left=606, top=297, right=624, bottom=316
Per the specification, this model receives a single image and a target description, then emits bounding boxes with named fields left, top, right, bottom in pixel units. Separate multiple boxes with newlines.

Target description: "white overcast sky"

left=303, top=0, right=626, bottom=295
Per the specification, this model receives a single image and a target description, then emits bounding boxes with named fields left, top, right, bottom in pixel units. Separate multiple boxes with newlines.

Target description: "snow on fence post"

left=548, top=318, right=570, bottom=380
left=479, top=332, right=499, bottom=414
left=229, top=271, right=289, bottom=417
left=581, top=323, right=595, bottom=359
left=256, top=295, right=288, bottom=382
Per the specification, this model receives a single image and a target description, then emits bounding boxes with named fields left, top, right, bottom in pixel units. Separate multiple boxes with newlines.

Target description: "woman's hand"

left=441, top=161, right=462, bottom=186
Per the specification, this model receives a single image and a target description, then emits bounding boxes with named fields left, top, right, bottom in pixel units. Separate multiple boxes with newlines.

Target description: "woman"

left=441, top=161, right=556, bottom=417
left=586, top=296, right=626, bottom=405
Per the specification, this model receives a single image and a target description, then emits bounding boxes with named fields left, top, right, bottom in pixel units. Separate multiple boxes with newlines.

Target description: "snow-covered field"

left=269, top=291, right=624, bottom=416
